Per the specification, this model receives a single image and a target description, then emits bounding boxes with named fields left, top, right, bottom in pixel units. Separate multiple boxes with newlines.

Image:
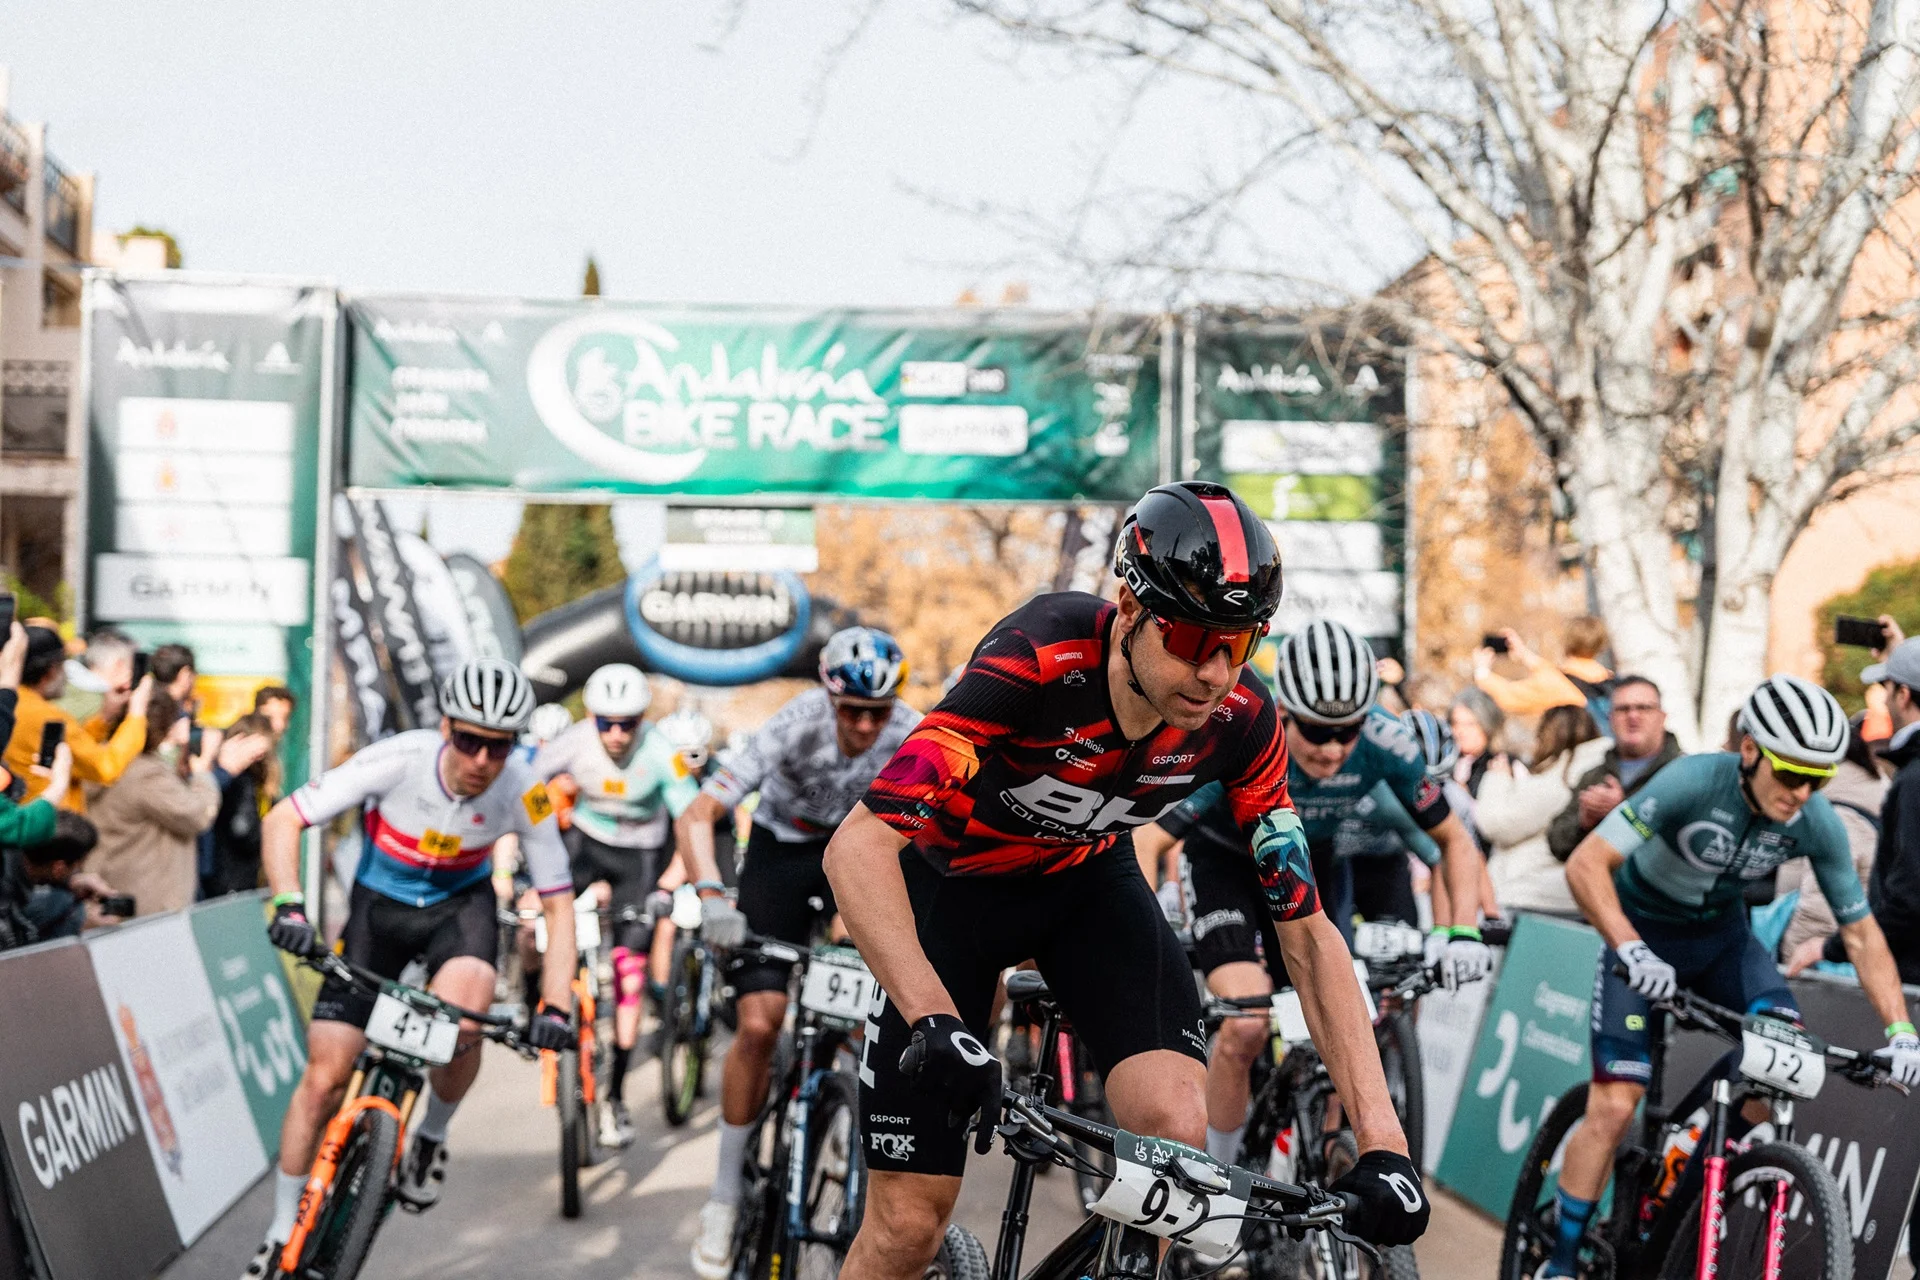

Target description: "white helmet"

left=440, top=658, right=537, bottom=733
left=1271, top=620, right=1379, bottom=726
left=525, top=702, right=575, bottom=745
left=583, top=663, right=651, bottom=718
left=1740, top=674, right=1847, bottom=767
left=658, top=708, right=715, bottom=770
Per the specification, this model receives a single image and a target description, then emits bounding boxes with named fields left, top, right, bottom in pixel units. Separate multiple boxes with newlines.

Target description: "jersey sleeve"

left=510, top=770, right=572, bottom=896
left=863, top=625, right=1042, bottom=839
left=1159, top=780, right=1226, bottom=842
left=287, top=733, right=417, bottom=828
left=1360, top=780, right=1442, bottom=866
left=1802, top=799, right=1871, bottom=926
left=1364, top=715, right=1452, bottom=831
left=704, top=695, right=806, bottom=809
left=1594, top=753, right=1707, bottom=853
left=1217, top=686, right=1294, bottom=840
left=648, top=730, right=702, bottom=819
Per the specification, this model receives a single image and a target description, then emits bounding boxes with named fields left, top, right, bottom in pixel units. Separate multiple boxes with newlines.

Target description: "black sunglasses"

left=448, top=728, right=514, bottom=761
left=1296, top=720, right=1362, bottom=746
left=594, top=715, right=641, bottom=733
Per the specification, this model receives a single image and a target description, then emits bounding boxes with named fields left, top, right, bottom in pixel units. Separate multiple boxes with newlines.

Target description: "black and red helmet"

left=1113, top=482, right=1284, bottom=630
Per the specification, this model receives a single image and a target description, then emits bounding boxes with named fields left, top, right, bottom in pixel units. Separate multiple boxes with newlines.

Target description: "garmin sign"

left=625, top=563, right=811, bottom=685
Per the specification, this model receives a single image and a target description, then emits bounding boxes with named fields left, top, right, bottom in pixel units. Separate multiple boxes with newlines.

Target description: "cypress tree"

left=501, top=504, right=626, bottom=622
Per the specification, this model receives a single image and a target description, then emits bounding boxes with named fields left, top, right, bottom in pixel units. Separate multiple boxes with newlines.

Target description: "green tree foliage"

left=582, top=255, right=601, bottom=297
left=500, top=504, right=626, bottom=623
left=1816, top=559, right=1920, bottom=710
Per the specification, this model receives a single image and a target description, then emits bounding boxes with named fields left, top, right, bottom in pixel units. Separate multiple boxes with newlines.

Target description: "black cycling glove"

left=267, top=901, right=317, bottom=958
left=1328, top=1149, right=1429, bottom=1246
left=897, top=1013, right=1001, bottom=1128
left=525, top=1007, right=577, bottom=1052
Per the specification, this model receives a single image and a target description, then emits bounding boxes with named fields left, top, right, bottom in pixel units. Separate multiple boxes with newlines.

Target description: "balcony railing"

left=0, top=113, right=28, bottom=216
left=43, top=153, right=80, bottom=253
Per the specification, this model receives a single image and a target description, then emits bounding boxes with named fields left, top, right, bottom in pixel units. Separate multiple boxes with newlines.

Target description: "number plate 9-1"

left=1738, top=1018, right=1825, bottom=1099
left=799, top=951, right=873, bottom=1024
left=1092, top=1129, right=1251, bottom=1262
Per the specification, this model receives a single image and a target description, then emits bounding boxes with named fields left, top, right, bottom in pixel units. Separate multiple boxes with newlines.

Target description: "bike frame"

left=780, top=1014, right=855, bottom=1246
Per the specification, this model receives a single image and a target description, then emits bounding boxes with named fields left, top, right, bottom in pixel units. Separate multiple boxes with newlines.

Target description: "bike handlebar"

left=300, top=947, right=530, bottom=1049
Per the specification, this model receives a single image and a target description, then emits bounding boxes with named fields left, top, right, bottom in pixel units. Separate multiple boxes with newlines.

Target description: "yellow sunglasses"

left=1759, top=744, right=1836, bottom=790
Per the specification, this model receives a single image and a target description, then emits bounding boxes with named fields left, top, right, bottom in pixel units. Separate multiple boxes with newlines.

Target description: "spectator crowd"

left=0, top=617, right=295, bottom=952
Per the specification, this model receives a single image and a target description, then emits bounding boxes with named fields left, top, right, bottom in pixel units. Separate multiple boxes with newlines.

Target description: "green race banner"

left=1189, top=316, right=1406, bottom=639
left=1435, top=914, right=1603, bottom=1215
left=346, top=299, right=1164, bottom=502
left=188, top=894, right=307, bottom=1158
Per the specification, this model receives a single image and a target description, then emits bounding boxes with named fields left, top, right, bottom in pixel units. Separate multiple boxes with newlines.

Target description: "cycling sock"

left=267, top=1168, right=305, bottom=1243
left=1545, top=1188, right=1596, bottom=1276
left=711, top=1120, right=754, bottom=1206
left=415, top=1087, right=460, bottom=1144
left=611, top=1045, right=632, bottom=1101
left=1205, top=1124, right=1245, bottom=1166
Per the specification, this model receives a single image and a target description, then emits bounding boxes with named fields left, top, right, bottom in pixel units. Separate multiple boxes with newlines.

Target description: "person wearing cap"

left=1833, top=626, right=1920, bottom=985
left=2, top=626, right=152, bottom=812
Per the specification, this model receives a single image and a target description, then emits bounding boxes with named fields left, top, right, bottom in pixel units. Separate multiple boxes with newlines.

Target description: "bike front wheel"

left=661, top=938, right=710, bottom=1127
left=559, top=1044, right=589, bottom=1218
left=1499, top=1081, right=1589, bottom=1280
left=1658, top=1140, right=1852, bottom=1280
left=923, top=1224, right=990, bottom=1280
left=793, top=1072, right=866, bottom=1280
left=1376, top=1009, right=1426, bottom=1171
left=292, top=1105, right=399, bottom=1280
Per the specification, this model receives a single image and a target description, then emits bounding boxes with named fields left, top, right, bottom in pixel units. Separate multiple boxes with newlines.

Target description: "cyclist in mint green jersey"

left=1535, top=674, right=1919, bottom=1280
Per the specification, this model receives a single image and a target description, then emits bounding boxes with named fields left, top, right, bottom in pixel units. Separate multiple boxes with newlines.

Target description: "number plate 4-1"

left=1092, top=1129, right=1251, bottom=1261
left=799, top=953, right=873, bottom=1023
left=366, top=992, right=461, bottom=1066
left=1738, top=1018, right=1826, bottom=1100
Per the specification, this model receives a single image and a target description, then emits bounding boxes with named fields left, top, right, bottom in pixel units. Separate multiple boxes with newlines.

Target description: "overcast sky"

left=0, top=2, right=1411, bottom=309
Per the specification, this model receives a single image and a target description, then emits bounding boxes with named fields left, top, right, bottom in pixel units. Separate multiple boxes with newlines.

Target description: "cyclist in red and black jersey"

left=828, top=483, right=1433, bottom=1280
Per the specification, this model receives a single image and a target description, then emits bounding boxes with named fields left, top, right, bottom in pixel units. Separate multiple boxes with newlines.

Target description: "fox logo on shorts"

left=871, top=1131, right=916, bottom=1160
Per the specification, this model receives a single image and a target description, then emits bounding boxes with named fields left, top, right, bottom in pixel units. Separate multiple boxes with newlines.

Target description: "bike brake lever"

left=1325, top=1223, right=1383, bottom=1265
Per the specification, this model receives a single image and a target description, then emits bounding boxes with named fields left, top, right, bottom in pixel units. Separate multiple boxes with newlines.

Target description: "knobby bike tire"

left=662, top=938, right=708, bottom=1127
left=1377, top=1009, right=1426, bottom=1171
left=729, top=1112, right=783, bottom=1280
left=299, top=1106, right=399, bottom=1280
left=1499, top=1081, right=1590, bottom=1280
left=794, top=1072, right=866, bottom=1280
left=1069, top=1033, right=1115, bottom=1213
left=1658, top=1140, right=1852, bottom=1280
left=559, top=1044, right=585, bottom=1219
left=924, top=1224, right=991, bottom=1280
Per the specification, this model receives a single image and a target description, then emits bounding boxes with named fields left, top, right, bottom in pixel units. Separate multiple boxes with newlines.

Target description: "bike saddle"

left=1004, top=969, right=1058, bottom=1012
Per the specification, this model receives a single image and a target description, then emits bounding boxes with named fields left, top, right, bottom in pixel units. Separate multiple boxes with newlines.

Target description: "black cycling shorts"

left=312, top=879, right=499, bottom=1027
left=1184, top=839, right=1287, bottom=981
left=732, top=822, right=835, bottom=997
left=566, top=826, right=666, bottom=952
left=1349, top=854, right=1418, bottom=928
left=859, top=846, right=1207, bottom=1177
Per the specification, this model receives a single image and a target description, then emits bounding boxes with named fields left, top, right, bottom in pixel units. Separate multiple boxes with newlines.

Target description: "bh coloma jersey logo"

left=526, top=312, right=887, bottom=484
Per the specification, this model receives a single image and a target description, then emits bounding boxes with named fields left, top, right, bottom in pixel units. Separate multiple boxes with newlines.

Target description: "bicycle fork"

left=1694, top=1079, right=1732, bottom=1280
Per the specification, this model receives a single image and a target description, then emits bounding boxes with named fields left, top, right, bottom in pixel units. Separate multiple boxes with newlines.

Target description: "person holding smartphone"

left=82, top=689, right=224, bottom=917
left=2, top=625, right=151, bottom=813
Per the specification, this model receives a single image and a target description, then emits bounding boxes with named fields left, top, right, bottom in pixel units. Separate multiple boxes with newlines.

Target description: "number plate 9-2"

left=1091, top=1129, right=1251, bottom=1261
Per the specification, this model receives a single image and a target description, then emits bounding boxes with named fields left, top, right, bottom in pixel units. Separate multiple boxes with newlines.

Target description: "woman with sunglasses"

left=247, top=660, right=580, bottom=1275
left=532, top=662, right=712, bottom=1147
left=1539, top=673, right=1920, bottom=1279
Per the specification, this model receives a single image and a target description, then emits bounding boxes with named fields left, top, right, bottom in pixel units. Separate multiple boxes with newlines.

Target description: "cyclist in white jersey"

left=247, top=661, right=578, bottom=1277
left=534, top=663, right=704, bottom=1144
left=686, top=627, right=921, bottom=1279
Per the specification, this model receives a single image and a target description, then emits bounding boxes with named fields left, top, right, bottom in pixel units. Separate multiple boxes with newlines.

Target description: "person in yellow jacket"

left=1473, top=616, right=1613, bottom=718
left=3, top=627, right=151, bottom=812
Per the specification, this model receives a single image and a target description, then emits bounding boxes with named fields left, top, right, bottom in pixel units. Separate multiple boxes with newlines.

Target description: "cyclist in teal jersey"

left=1534, top=674, right=1920, bottom=1279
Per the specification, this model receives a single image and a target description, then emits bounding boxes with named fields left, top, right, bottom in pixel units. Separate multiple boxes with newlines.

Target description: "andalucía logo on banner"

left=525, top=312, right=888, bottom=484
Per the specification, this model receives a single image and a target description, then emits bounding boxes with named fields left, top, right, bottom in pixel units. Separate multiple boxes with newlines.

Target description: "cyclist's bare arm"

left=261, top=798, right=304, bottom=899
left=1566, top=832, right=1637, bottom=948
left=1431, top=811, right=1489, bottom=929
left=675, top=790, right=728, bottom=885
left=1276, top=912, right=1408, bottom=1157
left=1133, top=820, right=1177, bottom=886
left=1833, top=914, right=1913, bottom=1031
left=825, top=803, right=958, bottom=1023
left=535, top=892, right=577, bottom=1011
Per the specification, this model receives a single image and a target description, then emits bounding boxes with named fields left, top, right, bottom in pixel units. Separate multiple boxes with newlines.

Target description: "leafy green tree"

left=501, top=504, right=626, bottom=622
left=1817, top=560, right=1920, bottom=711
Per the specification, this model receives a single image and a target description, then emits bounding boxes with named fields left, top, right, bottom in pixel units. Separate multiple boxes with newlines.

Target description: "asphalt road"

left=164, top=1040, right=1503, bottom=1280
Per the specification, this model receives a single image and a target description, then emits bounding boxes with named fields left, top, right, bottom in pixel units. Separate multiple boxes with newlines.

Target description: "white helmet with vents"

left=583, top=664, right=651, bottom=718
left=440, top=659, right=537, bottom=733
left=1271, top=620, right=1379, bottom=727
left=1740, top=674, right=1847, bottom=767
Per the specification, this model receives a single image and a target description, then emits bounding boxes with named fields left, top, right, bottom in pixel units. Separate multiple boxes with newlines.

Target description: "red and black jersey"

left=865, top=592, right=1304, bottom=899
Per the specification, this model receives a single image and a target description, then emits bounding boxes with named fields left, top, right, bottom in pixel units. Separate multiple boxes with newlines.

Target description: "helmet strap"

left=1116, top=612, right=1169, bottom=742
left=1737, top=747, right=1764, bottom=814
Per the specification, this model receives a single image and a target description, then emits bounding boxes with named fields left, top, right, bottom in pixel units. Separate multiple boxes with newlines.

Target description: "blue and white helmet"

left=819, top=626, right=908, bottom=700
left=1399, top=708, right=1459, bottom=780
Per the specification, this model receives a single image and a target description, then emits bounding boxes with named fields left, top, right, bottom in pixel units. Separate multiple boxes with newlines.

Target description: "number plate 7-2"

left=1738, top=1020, right=1826, bottom=1100
left=1091, top=1129, right=1251, bottom=1261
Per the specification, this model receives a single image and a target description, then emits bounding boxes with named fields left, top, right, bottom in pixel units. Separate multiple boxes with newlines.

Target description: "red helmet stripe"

left=1200, top=496, right=1250, bottom=582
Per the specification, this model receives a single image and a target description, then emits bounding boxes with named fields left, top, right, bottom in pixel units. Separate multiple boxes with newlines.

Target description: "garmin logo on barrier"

left=638, top=572, right=797, bottom=648
left=116, top=337, right=230, bottom=372
left=526, top=312, right=887, bottom=485
left=17, top=1064, right=139, bottom=1189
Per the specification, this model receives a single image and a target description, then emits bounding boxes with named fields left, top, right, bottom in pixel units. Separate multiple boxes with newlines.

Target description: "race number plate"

left=366, top=992, right=461, bottom=1066
left=1739, top=1019, right=1825, bottom=1099
left=1091, top=1129, right=1252, bottom=1261
left=1352, top=921, right=1425, bottom=963
left=799, top=949, right=873, bottom=1024
left=1270, top=960, right=1377, bottom=1043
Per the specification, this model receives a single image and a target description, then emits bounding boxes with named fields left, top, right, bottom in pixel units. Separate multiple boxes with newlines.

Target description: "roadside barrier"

left=1433, top=912, right=1920, bottom=1280
left=0, top=892, right=307, bottom=1280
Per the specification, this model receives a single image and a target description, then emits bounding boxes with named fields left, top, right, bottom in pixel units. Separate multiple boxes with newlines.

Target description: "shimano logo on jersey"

left=1191, top=908, right=1245, bottom=939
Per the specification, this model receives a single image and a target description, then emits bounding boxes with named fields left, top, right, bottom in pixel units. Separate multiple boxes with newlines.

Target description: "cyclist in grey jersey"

left=1534, top=675, right=1919, bottom=1279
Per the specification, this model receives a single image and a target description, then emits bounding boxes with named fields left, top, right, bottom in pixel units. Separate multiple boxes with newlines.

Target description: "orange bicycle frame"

left=540, top=971, right=597, bottom=1106
left=278, top=1080, right=409, bottom=1270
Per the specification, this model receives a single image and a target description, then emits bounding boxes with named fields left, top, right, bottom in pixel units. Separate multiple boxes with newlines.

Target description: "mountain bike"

left=660, top=884, right=720, bottom=1127
left=1499, top=975, right=1904, bottom=1280
left=273, top=948, right=537, bottom=1280
left=727, top=934, right=872, bottom=1280
left=939, top=967, right=1380, bottom=1280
